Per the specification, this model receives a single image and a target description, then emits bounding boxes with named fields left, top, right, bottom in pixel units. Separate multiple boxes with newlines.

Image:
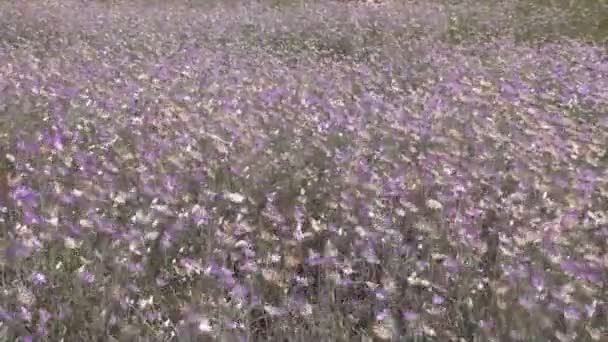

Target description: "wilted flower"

left=373, top=309, right=397, bottom=340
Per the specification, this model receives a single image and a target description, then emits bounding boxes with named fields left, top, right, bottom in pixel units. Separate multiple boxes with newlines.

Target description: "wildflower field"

left=0, top=0, right=607, bottom=340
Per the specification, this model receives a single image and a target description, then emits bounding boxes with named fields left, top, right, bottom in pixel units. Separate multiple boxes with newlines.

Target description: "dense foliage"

left=1, top=0, right=607, bottom=340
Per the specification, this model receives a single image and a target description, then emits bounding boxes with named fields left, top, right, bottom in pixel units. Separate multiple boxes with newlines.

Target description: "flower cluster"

left=0, top=0, right=606, bottom=340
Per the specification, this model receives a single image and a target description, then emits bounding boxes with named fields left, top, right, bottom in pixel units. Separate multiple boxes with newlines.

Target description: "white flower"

left=426, top=199, right=443, bottom=210
left=225, top=192, right=245, bottom=204
left=198, top=318, right=212, bottom=333
left=64, top=237, right=81, bottom=249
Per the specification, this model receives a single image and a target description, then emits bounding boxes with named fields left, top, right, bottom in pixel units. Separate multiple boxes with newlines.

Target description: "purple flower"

left=0, top=309, right=13, bottom=322
left=580, top=270, right=603, bottom=285
left=432, top=294, right=445, bottom=305
left=78, top=270, right=95, bottom=284
left=6, top=241, right=32, bottom=262
left=402, top=310, right=419, bottom=322
left=30, top=272, right=47, bottom=286
left=443, top=257, right=460, bottom=274
left=560, top=260, right=579, bottom=276
left=36, top=308, right=51, bottom=335
left=146, top=311, right=162, bottom=322
left=564, top=305, right=581, bottom=322
left=306, top=255, right=337, bottom=267
left=560, top=211, right=579, bottom=230
left=375, top=308, right=391, bottom=321
left=361, top=246, right=380, bottom=264
left=12, top=186, right=38, bottom=205
left=585, top=301, right=597, bottom=318
left=518, top=294, right=538, bottom=310
left=127, top=262, right=145, bottom=274
left=229, top=285, right=249, bottom=301
left=531, top=272, right=545, bottom=292
left=375, top=288, right=389, bottom=301
left=479, top=319, right=495, bottom=331
left=23, top=209, right=41, bottom=226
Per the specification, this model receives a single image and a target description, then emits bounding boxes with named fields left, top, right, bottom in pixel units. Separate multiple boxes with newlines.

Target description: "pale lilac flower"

left=402, top=310, right=419, bottom=322
left=30, top=272, right=47, bottom=286
left=432, top=294, right=444, bottom=305
left=78, top=270, right=95, bottom=284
